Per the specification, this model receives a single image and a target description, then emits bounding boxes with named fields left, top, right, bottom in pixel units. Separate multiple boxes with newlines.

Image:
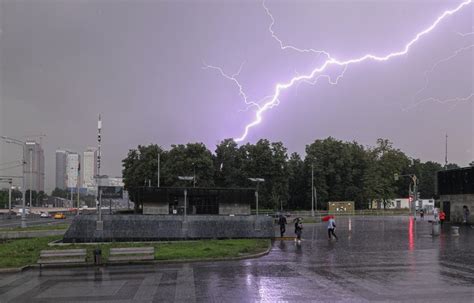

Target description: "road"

left=1, top=216, right=473, bottom=302
left=0, top=216, right=73, bottom=229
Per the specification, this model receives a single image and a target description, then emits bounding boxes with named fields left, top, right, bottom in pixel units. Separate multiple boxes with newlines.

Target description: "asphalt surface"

left=0, top=216, right=473, bottom=302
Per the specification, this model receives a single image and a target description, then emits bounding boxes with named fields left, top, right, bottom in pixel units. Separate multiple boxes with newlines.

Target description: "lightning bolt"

left=405, top=44, right=474, bottom=111
left=455, top=27, right=474, bottom=36
left=231, top=0, right=473, bottom=142
left=415, top=93, right=474, bottom=111
left=262, top=0, right=331, bottom=59
left=202, top=62, right=261, bottom=111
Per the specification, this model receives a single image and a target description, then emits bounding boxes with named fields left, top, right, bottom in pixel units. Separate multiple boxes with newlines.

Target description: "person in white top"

left=327, top=216, right=338, bottom=240
left=433, top=207, right=439, bottom=222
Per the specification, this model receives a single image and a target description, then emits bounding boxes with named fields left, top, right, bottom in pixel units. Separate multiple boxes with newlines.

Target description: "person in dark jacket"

left=294, top=218, right=303, bottom=244
left=278, top=214, right=287, bottom=237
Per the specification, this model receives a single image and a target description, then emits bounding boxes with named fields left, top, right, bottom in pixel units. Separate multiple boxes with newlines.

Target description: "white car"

left=40, top=212, right=49, bottom=218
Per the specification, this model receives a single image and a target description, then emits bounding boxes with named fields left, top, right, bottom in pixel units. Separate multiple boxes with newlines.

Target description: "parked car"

left=53, top=213, right=66, bottom=219
left=40, top=212, right=49, bottom=218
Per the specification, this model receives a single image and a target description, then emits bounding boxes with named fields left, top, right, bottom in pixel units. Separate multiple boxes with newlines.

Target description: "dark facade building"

left=138, top=187, right=254, bottom=215
left=437, top=166, right=474, bottom=223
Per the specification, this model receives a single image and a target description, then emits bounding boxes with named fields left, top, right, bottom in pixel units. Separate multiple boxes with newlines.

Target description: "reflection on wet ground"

left=1, top=216, right=473, bottom=302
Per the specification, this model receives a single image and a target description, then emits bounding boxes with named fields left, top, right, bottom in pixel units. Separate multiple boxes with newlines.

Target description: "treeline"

left=122, top=137, right=458, bottom=210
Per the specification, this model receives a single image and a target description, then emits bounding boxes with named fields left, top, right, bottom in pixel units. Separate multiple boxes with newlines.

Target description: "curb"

left=0, top=240, right=272, bottom=272
left=0, top=265, right=29, bottom=274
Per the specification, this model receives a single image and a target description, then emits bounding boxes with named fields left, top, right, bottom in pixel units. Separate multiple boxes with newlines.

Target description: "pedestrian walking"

left=434, top=207, right=439, bottom=221
left=439, top=210, right=446, bottom=226
left=462, top=205, right=470, bottom=224
left=278, top=214, right=287, bottom=237
left=420, top=209, right=425, bottom=221
left=294, top=218, right=303, bottom=244
left=327, top=216, right=338, bottom=240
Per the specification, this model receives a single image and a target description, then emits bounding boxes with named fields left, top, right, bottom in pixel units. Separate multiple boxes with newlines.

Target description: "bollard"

left=432, top=221, right=440, bottom=236
left=451, top=226, right=460, bottom=236
left=94, top=248, right=102, bottom=265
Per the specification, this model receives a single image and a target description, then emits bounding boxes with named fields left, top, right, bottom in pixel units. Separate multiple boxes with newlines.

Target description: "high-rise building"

left=66, top=152, right=80, bottom=189
left=23, top=141, right=45, bottom=193
left=55, top=149, right=68, bottom=190
left=83, top=147, right=97, bottom=191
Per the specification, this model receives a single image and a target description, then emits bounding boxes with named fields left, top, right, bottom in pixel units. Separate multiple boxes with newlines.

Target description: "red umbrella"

left=322, top=215, right=333, bottom=222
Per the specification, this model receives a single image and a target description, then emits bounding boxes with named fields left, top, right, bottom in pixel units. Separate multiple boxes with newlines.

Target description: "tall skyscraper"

left=83, top=147, right=97, bottom=191
left=66, top=152, right=80, bottom=189
left=55, top=149, right=68, bottom=190
left=23, top=141, right=45, bottom=193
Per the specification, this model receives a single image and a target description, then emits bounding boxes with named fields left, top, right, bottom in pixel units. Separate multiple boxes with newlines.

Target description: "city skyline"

left=1, top=0, right=473, bottom=192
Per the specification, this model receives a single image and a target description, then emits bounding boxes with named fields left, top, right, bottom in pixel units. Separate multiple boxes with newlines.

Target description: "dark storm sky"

left=1, top=0, right=473, bottom=192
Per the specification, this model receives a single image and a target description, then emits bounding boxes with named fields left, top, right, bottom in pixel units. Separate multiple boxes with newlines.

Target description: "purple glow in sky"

left=219, top=0, right=473, bottom=142
left=0, top=0, right=473, bottom=191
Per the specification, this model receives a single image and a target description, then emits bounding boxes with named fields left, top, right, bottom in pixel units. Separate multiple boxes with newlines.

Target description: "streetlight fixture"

left=1, top=136, right=27, bottom=228
left=178, top=176, right=194, bottom=218
left=394, top=173, right=418, bottom=219
left=248, top=178, right=265, bottom=216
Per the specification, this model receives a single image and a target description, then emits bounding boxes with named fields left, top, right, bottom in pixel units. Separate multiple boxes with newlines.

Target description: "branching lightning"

left=230, top=0, right=473, bottom=142
left=455, top=27, right=474, bottom=36
left=406, top=43, right=474, bottom=111
left=415, top=93, right=474, bottom=110
left=262, top=0, right=332, bottom=59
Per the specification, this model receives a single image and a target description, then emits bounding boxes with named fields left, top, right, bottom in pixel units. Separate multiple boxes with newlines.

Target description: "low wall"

left=63, top=214, right=274, bottom=243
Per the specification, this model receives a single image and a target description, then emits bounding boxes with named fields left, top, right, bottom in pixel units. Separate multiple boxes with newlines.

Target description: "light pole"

left=311, top=164, right=315, bottom=217
left=96, top=114, right=103, bottom=230
left=394, top=173, right=418, bottom=219
left=1, top=136, right=27, bottom=228
left=248, top=178, right=265, bottom=216
left=178, top=176, right=194, bottom=218
left=157, top=151, right=160, bottom=188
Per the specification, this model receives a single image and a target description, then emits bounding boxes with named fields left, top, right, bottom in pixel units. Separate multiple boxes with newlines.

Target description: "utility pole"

left=1, top=136, right=27, bottom=228
left=29, top=148, right=33, bottom=208
left=311, top=164, right=314, bottom=216
left=77, top=159, right=80, bottom=215
left=445, top=133, right=448, bottom=170
left=8, top=180, right=12, bottom=219
left=157, top=152, right=160, bottom=187
left=96, top=114, right=103, bottom=230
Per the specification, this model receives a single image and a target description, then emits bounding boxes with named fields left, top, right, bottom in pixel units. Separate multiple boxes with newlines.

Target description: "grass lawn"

left=0, top=236, right=61, bottom=268
left=0, top=237, right=270, bottom=268
left=0, top=224, right=70, bottom=232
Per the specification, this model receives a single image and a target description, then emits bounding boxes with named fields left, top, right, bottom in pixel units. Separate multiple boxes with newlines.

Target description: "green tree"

left=239, top=140, right=289, bottom=210
left=287, top=152, right=306, bottom=210
left=305, top=137, right=370, bottom=209
left=364, top=139, right=411, bottom=208
left=214, top=139, right=244, bottom=187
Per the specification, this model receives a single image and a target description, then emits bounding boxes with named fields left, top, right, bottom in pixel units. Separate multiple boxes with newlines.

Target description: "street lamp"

left=394, top=173, right=418, bottom=219
left=248, top=178, right=265, bottom=216
left=178, top=176, right=194, bottom=218
left=1, top=136, right=27, bottom=228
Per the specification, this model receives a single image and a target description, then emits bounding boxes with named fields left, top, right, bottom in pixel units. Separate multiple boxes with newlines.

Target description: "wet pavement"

left=1, top=216, right=473, bottom=302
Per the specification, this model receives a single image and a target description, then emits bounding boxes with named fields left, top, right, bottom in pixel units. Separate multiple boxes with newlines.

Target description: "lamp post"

left=1, top=136, right=27, bottom=228
left=178, top=176, right=194, bottom=218
left=394, top=173, right=418, bottom=219
left=248, top=178, right=265, bottom=216
left=311, top=164, right=314, bottom=216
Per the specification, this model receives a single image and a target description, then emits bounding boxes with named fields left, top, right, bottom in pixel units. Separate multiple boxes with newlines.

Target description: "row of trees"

left=122, top=137, right=458, bottom=211
left=0, top=189, right=47, bottom=208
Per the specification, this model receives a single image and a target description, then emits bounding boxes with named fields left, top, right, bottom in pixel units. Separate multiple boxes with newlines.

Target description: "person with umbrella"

left=327, top=215, right=338, bottom=240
